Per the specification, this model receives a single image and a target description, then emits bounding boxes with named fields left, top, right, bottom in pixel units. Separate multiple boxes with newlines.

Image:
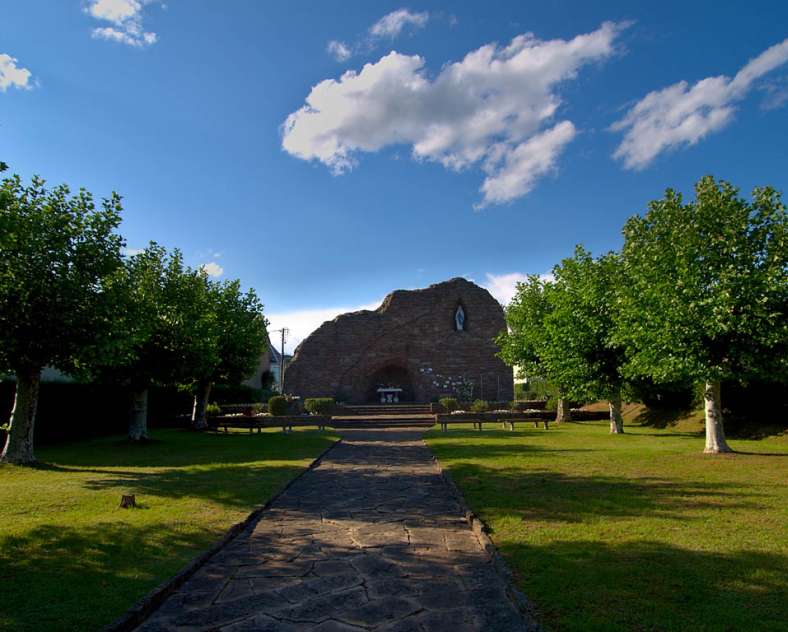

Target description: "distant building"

left=243, top=333, right=292, bottom=392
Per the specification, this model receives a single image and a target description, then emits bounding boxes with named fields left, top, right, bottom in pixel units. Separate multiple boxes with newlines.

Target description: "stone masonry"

left=285, top=278, right=513, bottom=403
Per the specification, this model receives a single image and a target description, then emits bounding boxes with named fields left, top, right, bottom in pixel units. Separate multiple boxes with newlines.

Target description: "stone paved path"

left=135, top=429, right=531, bottom=632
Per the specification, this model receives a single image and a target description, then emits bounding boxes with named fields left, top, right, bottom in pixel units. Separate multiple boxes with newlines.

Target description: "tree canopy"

left=93, top=244, right=218, bottom=440
left=496, top=274, right=553, bottom=380
left=544, top=248, right=628, bottom=432
left=616, top=176, right=787, bottom=452
left=498, top=176, right=786, bottom=449
left=0, top=174, right=123, bottom=463
left=189, top=279, right=268, bottom=429
left=498, top=249, right=629, bottom=432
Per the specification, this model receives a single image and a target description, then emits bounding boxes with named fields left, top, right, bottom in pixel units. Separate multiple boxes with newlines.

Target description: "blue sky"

left=2, top=1, right=787, bottom=351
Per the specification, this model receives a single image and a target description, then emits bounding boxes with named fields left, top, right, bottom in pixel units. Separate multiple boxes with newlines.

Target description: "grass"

left=426, top=418, right=788, bottom=632
left=0, top=427, right=338, bottom=632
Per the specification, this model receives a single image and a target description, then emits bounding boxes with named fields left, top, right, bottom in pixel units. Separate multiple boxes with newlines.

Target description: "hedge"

left=0, top=380, right=191, bottom=445
left=304, top=397, right=335, bottom=415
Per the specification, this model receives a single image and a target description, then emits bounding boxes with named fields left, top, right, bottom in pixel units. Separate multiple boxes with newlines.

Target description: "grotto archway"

left=365, top=364, right=415, bottom=403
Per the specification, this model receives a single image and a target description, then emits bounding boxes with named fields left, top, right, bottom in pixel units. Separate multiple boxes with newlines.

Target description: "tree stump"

left=119, top=494, right=137, bottom=508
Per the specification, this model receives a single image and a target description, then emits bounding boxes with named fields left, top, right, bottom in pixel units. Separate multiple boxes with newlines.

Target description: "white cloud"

left=477, top=121, right=576, bottom=208
left=327, top=40, right=352, bottom=62
left=200, top=262, right=224, bottom=278
left=483, top=272, right=554, bottom=305
left=86, top=0, right=159, bottom=47
left=0, top=54, right=32, bottom=91
left=121, top=247, right=144, bottom=256
left=87, top=0, right=141, bottom=22
left=369, top=9, right=428, bottom=38
left=612, top=38, right=788, bottom=169
left=326, top=8, right=430, bottom=63
left=286, top=21, right=626, bottom=206
left=761, top=78, right=788, bottom=111
left=267, top=299, right=382, bottom=354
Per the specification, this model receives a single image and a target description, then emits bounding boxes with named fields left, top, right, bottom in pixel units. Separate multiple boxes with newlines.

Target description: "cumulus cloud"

left=0, top=54, right=32, bottom=91
left=477, top=121, right=576, bottom=207
left=267, top=299, right=382, bottom=354
left=200, top=262, right=224, bottom=278
left=326, top=8, right=430, bottom=63
left=327, top=40, right=352, bottom=62
left=483, top=272, right=554, bottom=305
left=612, top=38, right=788, bottom=169
left=369, top=9, right=429, bottom=38
left=287, top=21, right=625, bottom=206
left=86, top=0, right=159, bottom=47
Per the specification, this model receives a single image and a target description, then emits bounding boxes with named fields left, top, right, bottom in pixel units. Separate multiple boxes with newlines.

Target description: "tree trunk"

left=609, top=397, right=624, bottom=434
left=556, top=397, right=572, bottom=423
left=129, top=387, right=149, bottom=441
left=1, top=369, right=41, bottom=465
left=703, top=380, right=732, bottom=454
left=191, top=381, right=212, bottom=430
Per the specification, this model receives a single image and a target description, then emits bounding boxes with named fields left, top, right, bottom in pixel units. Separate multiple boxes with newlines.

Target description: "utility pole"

left=270, top=327, right=289, bottom=393
left=280, top=327, right=288, bottom=393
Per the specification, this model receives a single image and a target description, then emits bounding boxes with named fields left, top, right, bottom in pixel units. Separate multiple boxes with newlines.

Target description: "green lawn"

left=0, top=427, right=338, bottom=632
left=426, top=421, right=788, bottom=632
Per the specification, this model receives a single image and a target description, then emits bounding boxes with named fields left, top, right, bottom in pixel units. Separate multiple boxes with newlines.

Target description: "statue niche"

left=454, top=305, right=466, bottom=331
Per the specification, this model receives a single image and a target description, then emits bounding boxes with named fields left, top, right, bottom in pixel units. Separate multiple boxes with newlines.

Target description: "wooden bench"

left=209, top=415, right=331, bottom=433
left=435, top=412, right=553, bottom=431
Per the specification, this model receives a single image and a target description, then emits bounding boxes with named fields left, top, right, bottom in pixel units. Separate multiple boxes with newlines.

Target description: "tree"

left=189, top=279, right=268, bottom=430
left=0, top=174, right=123, bottom=464
left=97, top=245, right=217, bottom=440
left=544, top=247, right=628, bottom=433
left=496, top=275, right=571, bottom=424
left=616, top=176, right=787, bottom=453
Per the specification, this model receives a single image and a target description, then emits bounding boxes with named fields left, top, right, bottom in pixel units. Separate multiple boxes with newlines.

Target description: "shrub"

left=512, top=399, right=548, bottom=411
left=439, top=397, right=459, bottom=413
left=304, top=397, right=334, bottom=415
left=268, top=395, right=288, bottom=416
left=470, top=399, right=489, bottom=413
left=206, top=402, right=221, bottom=417
left=211, top=384, right=264, bottom=404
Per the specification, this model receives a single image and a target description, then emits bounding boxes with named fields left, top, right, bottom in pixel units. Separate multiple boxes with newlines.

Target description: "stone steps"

left=331, top=412, right=436, bottom=428
left=338, top=404, right=434, bottom=416
left=330, top=418, right=437, bottom=429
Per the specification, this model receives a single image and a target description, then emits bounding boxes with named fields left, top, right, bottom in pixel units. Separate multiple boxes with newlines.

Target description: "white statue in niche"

left=455, top=305, right=465, bottom=331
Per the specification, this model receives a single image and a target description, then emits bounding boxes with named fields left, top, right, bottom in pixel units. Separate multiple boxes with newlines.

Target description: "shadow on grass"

left=0, top=522, right=207, bottom=632
left=631, top=405, right=696, bottom=429
left=501, top=538, right=788, bottom=632
left=562, top=419, right=706, bottom=439
left=23, top=431, right=338, bottom=510
left=447, top=463, right=768, bottom=524
left=440, top=459, right=786, bottom=630
left=51, top=462, right=307, bottom=509
left=36, top=428, right=336, bottom=468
